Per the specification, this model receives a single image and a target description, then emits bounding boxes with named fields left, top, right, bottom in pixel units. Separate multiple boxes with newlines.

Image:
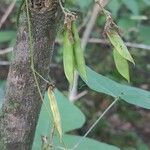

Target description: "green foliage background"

left=0, top=0, right=150, bottom=149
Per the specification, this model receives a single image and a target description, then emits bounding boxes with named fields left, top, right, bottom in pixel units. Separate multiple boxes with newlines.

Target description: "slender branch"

left=78, top=10, right=92, bottom=32
left=70, top=90, right=88, bottom=102
left=71, top=97, right=119, bottom=150
left=0, top=0, right=16, bottom=29
left=1, top=39, right=150, bottom=56
left=0, top=61, right=10, bottom=66
left=0, top=47, right=13, bottom=55
left=88, top=38, right=150, bottom=51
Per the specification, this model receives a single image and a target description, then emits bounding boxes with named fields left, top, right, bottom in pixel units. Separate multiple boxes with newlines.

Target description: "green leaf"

left=83, top=67, right=150, bottom=109
left=118, top=18, right=136, bottom=38
left=53, top=90, right=86, bottom=131
left=142, top=0, right=150, bottom=5
left=139, top=25, right=150, bottom=44
left=119, top=85, right=150, bottom=109
left=113, top=49, right=130, bottom=82
left=32, top=89, right=85, bottom=150
left=107, top=30, right=135, bottom=64
left=0, top=31, right=16, bottom=43
left=137, top=141, right=149, bottom=150
left=32, top=90, right=119, bottom=150
left=107, top=0, right=120, bottom=17
left=75, top=0, right=92, bottom=9
left=121, top=0, right=139, bottom=15
left=53, top=135, right=120, bottom=150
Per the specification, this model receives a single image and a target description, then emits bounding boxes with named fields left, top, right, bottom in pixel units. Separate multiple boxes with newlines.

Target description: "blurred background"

left=0, top=0, right=150, bottom=149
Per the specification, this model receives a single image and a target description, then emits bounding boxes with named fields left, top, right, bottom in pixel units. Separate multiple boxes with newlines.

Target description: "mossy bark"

left=0, top=0, right=63, bottom=149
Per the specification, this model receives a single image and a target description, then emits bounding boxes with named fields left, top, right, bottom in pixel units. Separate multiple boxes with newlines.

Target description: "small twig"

left=0, top=0, right=17, bottom=29
left=1, top=38, right=150, bottom=57
left=58, top=0, right=76, bottom=19
left=71, top=97, right=119, bottom=150
left=78, top=10, right=92, bottom=32
left=88, top=38, right=150, bottom=51
left=0, top=47, right=13, bottom=55
left=34, top=69, right=51, bottom=84
left=49, top=125, right=55, bottom=145
left=70, top=90, right=88, bottom=102
left=95, top=0, right=110, bottom=17
left=81, top=0, right=108, bottom=51
left=58, top=0, right=66, bottom=14
left=0, top=61, right=10, bottom=66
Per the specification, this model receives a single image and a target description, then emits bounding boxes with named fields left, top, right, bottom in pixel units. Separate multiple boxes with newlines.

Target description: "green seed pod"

left=63, top=28, right=74, bottom=85
left=72, top=22, right=87, bottom=80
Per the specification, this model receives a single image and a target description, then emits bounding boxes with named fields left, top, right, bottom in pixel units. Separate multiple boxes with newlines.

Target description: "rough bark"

left=0, top=0, right=63, bottom=149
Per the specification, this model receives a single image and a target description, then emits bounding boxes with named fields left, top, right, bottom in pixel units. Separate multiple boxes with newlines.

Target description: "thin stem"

left=0, top=0, right=16, bottom=29
left=58, top=0, right=76, bottom=18
left=34, top=69, right=51, bottom=84
left=49, top=125, right=55, bottom=145
left=58, top=0, right=66, bottom=14
left=95, top=0, right=109, bottom=17
left=71, top=97, right=119, bottom=150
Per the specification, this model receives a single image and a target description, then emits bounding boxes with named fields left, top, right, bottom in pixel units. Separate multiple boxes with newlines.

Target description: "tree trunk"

left=0, top=0, right=63, bottom=149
